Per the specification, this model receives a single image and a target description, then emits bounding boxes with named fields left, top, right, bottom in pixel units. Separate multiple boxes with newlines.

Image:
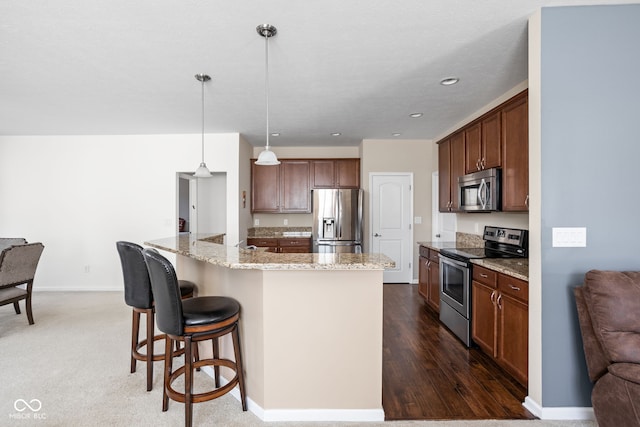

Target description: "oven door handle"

left=438, top=254, right=468, bottom=269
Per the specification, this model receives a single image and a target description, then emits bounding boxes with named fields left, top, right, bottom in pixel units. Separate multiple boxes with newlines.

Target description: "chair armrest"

left=608, top=363, right=640, bottom=386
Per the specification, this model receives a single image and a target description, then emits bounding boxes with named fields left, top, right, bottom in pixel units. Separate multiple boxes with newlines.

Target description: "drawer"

left=473, top=265, right=498, bottom=287
left=428, top=249, right=440, bottom=263
left=278, top=238, right=311, bottom=247
left=419, top=245, right=429, bottom=258
left=498, top=274, right=528, bottom=303
left=247, top=238, right=277, bottom=247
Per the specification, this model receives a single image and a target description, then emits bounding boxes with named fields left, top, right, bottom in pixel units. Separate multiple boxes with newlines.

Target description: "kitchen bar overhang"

left=144, top=233, right=394, bottom=422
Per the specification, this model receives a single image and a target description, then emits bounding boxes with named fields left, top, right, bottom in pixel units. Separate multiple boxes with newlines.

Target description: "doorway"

left=369, top=173, right=413, bottom=283
left=177, top=172, right=227, bottom=236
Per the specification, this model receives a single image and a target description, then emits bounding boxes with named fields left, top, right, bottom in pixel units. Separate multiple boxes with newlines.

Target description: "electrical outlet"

left=84, top=265, right=91, bottom=273
left=254, top=218, right=259, bottom=226
left=414, top=216, right=422, bottom=224
left=284, top=219, right=288, bottom=225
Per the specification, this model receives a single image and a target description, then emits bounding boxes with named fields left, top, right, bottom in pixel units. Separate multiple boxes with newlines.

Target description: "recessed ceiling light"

left=410, top=113, right=423, bottom=118
left=330, top=132, right=341, bottom=137
left=270, top=132, right=280, bottom=137
left=440, top=77, right=459, bottom=86
left=392, top=133, right=402, bottom=137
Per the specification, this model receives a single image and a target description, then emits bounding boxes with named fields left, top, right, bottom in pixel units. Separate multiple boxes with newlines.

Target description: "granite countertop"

left=417, top=241, right=528, bottom=282
left=145, top=234, right=395, bottom=271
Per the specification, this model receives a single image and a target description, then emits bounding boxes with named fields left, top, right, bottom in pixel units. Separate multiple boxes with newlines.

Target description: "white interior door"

left=370, top=173, right=413, bottom=283
left=431, top=171, right=456, bottom=242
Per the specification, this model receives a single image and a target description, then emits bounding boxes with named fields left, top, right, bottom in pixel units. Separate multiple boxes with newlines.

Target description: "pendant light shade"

left=194, top=73, right=212, bottom=178
left=254, top=24, right=280, bottom=166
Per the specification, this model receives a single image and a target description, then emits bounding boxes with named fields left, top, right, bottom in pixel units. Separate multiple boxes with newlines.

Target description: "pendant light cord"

left=265, top=31, right=270, bottom=150
left=201, top=77, right=205, bottom=162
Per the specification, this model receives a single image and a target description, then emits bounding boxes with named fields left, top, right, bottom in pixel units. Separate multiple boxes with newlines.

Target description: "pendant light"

left=194, top=73, right=212, bottom=178
left=255, top=24, right=280, bottom=166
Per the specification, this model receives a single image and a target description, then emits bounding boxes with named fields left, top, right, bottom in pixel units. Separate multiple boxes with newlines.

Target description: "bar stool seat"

left=143, top=248, right=246, bottom=427
left=116, top=241, right=198, bottom=392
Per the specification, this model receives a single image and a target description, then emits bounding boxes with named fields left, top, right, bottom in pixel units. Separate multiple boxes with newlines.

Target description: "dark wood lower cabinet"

left=246, top=237, right=311, bottom=253
left=498, top=292, right=529, bottom=384
left=417, top=246, right=440, bottom=312
left=472, top=265, right=528, bottom=386
left=472, top=280, right=497, bottom=356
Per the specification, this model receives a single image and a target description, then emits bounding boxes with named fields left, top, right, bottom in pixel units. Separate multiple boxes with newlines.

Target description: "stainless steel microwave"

left=458, top=168, right=501, bottom=212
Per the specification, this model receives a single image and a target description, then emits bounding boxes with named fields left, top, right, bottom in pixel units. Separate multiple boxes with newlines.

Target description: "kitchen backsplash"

left=456, top=232, right=484, bottom=248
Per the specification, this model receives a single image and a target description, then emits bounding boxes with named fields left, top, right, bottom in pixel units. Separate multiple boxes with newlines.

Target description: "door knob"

left=374, top=233, right=382, bottom=237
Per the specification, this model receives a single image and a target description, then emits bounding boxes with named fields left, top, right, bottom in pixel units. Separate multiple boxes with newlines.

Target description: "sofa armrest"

left=608, top=363, right=640, bottom=386
left=574, top=286, right=610, bottom=382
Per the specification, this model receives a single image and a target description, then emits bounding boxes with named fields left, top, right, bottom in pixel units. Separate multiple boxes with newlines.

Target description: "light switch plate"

left=552, top=227, right=587, bottom=247
left=414, top=216, right=422, bottom=224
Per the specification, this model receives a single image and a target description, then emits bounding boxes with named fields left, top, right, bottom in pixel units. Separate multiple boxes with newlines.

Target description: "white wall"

left=0, top=133, right=243, bottom=291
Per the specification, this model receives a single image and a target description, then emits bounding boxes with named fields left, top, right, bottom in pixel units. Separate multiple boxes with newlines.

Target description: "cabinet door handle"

left=476, top=159, right=481, bottom=171
left=481, top=157, right=486, bottom=169
left=497, top=294, right=503, bottom=310
left=490, top=290, right=496, bottom=305
left=508, top=284, right=521, bottom=291
left=525, top=194, right=529, bottom=208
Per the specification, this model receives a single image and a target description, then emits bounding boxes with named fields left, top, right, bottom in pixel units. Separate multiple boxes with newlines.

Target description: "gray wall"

left=540, top=4, right=640, bottom=407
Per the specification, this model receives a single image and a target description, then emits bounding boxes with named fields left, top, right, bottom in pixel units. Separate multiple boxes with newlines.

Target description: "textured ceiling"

left=1, top=0, right=636, bottom=147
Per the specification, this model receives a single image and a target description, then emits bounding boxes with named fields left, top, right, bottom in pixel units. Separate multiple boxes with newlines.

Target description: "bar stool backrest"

left=142, top=248, right=184, bottom=337
left=116, top=241, right=153, bottom=309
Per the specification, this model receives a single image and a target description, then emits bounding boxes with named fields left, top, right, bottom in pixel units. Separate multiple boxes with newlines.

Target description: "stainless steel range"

left=438, top=226, right=528, bottom=346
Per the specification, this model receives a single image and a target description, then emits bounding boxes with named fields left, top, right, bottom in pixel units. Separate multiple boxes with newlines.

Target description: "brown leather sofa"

left=574, top=270, right=640, bottom=427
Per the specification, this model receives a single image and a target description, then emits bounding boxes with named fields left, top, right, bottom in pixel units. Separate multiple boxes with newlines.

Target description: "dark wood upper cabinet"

left=439, top=132, right=465, bottom=212
left=335, top=159, right=360, bottom=188
left=464, top=122, right=482, bottom=174
left=310, top=160, right=335, bottom=188
left=251, top=162, right=280, bottom=212
left=438, top=138, right=452, bottom=212
left=481, top=111, right=502, bottom=170
left=251, top=160, right=310, bottom=213
left=311, top=159, right=360, bottom=189
left=252, top=158, right=360, bottom=213
left=280, top=160, right=311, bottom=212
left=501, top=91, right=529, bottom=212
left=465, top=111, right=502, bottom=174
left=438, top=89, right=528, bottom=212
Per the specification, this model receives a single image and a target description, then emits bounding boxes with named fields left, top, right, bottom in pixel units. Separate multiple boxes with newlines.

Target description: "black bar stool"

left=116, top=241, right=197, bottom=391
left=142, top=248, right=247, bottom=427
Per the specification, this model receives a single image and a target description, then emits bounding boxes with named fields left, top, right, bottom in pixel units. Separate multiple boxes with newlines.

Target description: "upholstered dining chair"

left=116, top=241, right=197, bottom=392
left=142, top=248, right=246, bottom=427
left=0, top=242, right=45, bottom=325
left=0, top=238, right=27, bottom=251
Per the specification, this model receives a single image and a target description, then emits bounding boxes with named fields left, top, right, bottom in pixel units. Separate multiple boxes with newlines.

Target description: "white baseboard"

left=524, top=396, right=595, bottom=420
left=202, top=366, right=385, bottom=422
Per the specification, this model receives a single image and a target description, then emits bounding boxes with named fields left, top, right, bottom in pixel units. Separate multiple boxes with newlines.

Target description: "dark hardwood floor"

left=382, top=283, right=536, bottom=420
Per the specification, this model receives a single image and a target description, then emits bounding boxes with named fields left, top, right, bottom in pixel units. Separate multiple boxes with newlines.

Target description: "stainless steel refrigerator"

left=312, top=188, right=363, bottom=253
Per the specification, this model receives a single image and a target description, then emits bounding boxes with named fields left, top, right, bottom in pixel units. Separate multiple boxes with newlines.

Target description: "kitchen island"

left=145, top=234, right=394, bottom=422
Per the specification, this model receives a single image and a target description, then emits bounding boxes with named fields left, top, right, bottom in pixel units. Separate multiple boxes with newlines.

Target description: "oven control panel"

left=483, top=226, right=527, bottom=248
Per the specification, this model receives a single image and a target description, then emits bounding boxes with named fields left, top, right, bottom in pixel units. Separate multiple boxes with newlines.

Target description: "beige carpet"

left=0, top=292, right=596, bottom=427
